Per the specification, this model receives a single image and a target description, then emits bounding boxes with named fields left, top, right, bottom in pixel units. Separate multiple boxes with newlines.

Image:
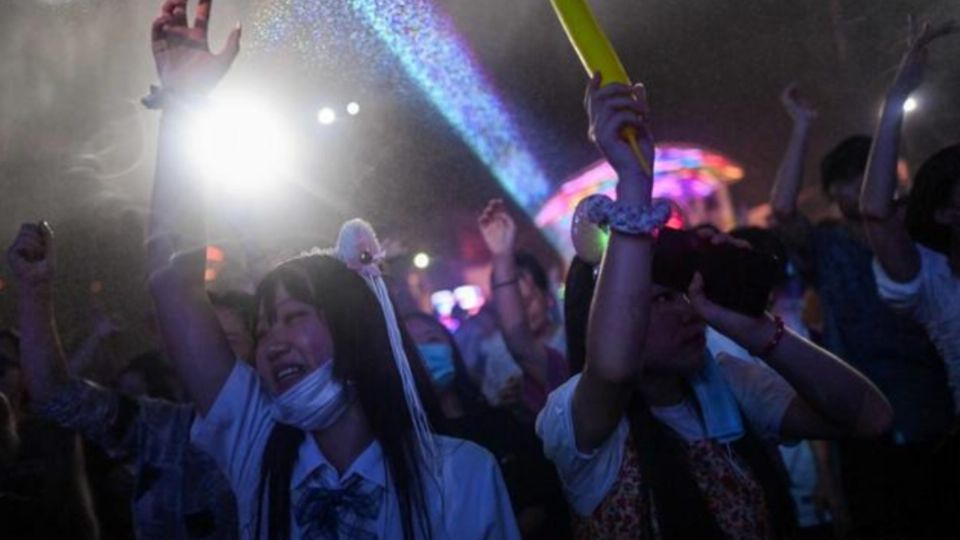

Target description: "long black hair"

left=564, top=256, right=794, bottom=538
left=252, top=254, right=446, bottom=539
left=907, top=143, right=960, bottom=254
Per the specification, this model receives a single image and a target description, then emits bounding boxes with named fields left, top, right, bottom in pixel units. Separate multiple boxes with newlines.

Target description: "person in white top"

left=143, top=1, right=518, bottom=538
left=536, top=73, right=892, bottom=539
left=858, top=18, right=960, bottom=411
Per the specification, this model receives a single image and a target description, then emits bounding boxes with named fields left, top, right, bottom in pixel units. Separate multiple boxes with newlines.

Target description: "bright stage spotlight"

left=317, top=107, right=337, bottom=125
left=187, top=98, right=295, bottom=196
left=347, top=102, right=361, bottom=116
left=413, top=252, right=430, bottom=269
left=903, top=97, right=918, bottom=113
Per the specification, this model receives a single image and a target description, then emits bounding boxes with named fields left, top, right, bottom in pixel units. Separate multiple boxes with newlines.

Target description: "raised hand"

left=7, top=222, right=56, bottom=288
left=889, top=16, right=957, bottom=101
left=151, top=0, right=241, bottom=97
left=780, top=82, right=817, bottom=125
left=478, top=199, right=517, bottom=257
left=585, top=73, right=653, bottom=187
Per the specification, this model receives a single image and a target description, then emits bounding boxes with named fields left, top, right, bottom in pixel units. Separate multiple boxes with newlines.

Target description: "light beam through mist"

left=250, top=0, right=552, bottom=213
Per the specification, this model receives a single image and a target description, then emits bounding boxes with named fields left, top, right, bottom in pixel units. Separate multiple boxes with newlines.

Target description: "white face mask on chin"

left=270, top=360, right=352, bottom=431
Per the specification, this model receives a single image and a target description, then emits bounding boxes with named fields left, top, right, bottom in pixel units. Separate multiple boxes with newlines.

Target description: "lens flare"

left=187, top=97, right=296, bottom=197
left=317, top=107, right=337, bottom=125
left=251, top=0, right=552, bottom=212
left=413, top=252, right=431, bottom=269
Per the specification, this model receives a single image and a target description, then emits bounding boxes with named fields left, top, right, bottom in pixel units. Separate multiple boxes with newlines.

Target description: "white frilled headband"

left=306, top=219, right=439, bottom=476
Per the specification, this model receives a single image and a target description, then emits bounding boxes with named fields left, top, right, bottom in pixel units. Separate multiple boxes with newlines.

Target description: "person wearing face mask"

left=536, top=74, right=893, bottom=539
left=404, top=313, right=571, bottom=539
left=141, top=2, right=518, bottom=538
left=475, top=202, right=569, bottom=424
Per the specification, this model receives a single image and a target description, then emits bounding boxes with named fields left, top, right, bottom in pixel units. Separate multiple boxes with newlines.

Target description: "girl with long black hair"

left=535, top=74, right=893, bottom=539
left=143, top=1, right=518, bottom=537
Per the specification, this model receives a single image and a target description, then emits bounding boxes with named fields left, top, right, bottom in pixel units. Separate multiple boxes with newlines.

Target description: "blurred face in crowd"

left=254, top=283, right=336, bottom=397
left=404, top=315, right=458, bottom=391
left=828, top=174, right=864, bottom=221
left=518, top=270, right=551, bottom=337
left=405, top=316, right=448, bottom=348
left=933, top=179, right=960, bottom=234
left=215, top=306, right=254, bottom=363
left=637, top=284, right=707, bottom=379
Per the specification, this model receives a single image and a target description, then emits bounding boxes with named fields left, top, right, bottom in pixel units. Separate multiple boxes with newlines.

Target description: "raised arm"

left=478, top=199, right=550, bottom=388
left=689, top=264, right=892, bottom=439
left=860, top=19, right=956, bottom=283
left=8, top=222, right=70, bottom=406
left=769, top=83, right=817, bottom=255
left=571, top=75, right=656, bottom=450
left=770, top=83, right=817, bottom=221
left=146, top=0, right=242, bottom=414
left=7, top=223, right=100, bottom=539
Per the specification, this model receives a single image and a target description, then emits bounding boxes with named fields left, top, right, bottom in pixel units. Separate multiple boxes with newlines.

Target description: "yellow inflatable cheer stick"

left=550, top=0, right=652, bottom=176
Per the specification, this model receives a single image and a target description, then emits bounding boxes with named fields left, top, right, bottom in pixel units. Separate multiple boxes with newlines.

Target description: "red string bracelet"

left=755, top=315, right=786, bottom=358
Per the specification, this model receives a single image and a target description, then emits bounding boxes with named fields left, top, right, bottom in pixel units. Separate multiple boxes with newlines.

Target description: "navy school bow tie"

left=294, top=473, right=384, bottom=540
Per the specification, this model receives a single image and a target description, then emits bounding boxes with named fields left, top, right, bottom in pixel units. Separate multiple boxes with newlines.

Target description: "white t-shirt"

left=706, top=328, right=828, bottom=528
left=191, top=362, right=520, bottom=539
left=873, top=244, right=960, bottom=410
left=535, top=354, right=797, bottom=517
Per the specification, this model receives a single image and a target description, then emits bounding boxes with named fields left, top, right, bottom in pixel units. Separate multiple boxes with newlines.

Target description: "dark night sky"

left=1, top=0, right=959, bottom=349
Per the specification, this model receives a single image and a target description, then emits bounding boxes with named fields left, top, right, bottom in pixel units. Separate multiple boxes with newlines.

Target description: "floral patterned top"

left=574, top=434, right=772, bottom=539
left=537, top=362, right=795, bottom=539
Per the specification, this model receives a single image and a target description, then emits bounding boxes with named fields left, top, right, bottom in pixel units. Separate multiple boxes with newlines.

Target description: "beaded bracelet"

left=580, top=194, right=671, bottom=237
left=492, top=276, right=520, bottom=289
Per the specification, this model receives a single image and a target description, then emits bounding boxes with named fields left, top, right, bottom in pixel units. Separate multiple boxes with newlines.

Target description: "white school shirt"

left=706, top=328, right=828, bottom=528
left=191, top=362, right=520, bottom=539
left=873, top=244, right=960, bottom=411
left=535, top=354, right=796, bottom=516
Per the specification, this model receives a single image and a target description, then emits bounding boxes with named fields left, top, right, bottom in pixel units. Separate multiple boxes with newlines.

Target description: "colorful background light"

left=535, top=142, right=745, bottom=259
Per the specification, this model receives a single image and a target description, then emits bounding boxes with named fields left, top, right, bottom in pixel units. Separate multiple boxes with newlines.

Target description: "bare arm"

left=7, top=223, right=100, bottom=539
left=768, top=83, right=818, bottom=263
left=770, top=83, right=816, bottom=222
left=146, top=0, right=241, bottom=414
left=860, top=20, right=955, bottom=282
left=810, top=440, right=850, bottom=534
left=571, top=76, right=656, bottom=451
left=691, top=269, right=892, bottom=439
left=478, top=200, right=550, bottom=388
left=8, top=223, right=70, bottom=406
